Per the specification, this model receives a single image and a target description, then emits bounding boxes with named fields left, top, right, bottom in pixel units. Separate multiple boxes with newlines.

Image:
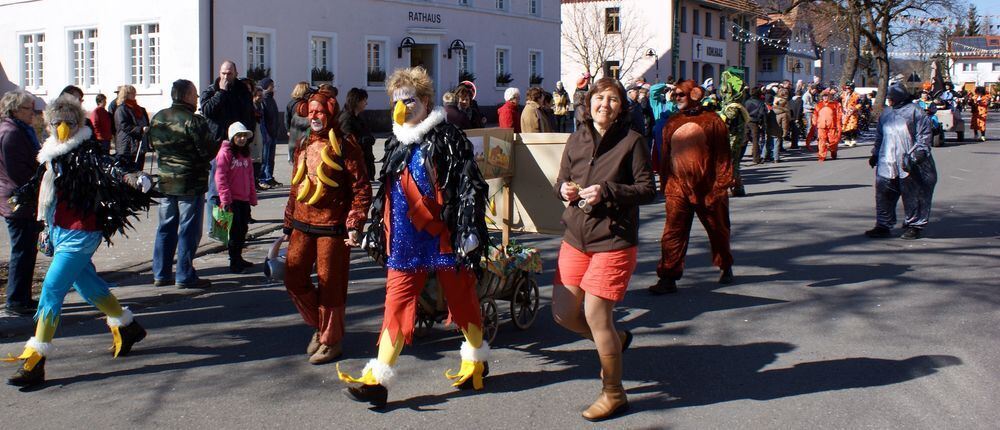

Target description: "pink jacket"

left=214, top=140, right=258, bottom=207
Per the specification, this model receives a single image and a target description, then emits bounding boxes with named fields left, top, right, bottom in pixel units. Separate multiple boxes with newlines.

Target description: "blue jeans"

left=205, top=159, right=217, bottom=233
left=260, top=133, right=276, bottom=183
left=154, top=194, right=205, bottom=284
left=5, top=217, right=40, bottom=307
left=765, top=136, right=782, bottom=162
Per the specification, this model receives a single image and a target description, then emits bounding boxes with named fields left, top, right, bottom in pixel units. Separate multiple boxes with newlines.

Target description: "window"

left=310, top=33, right=337, bottom=85
left=459, top=0, right=469, bottom=5
left=680, top=7, right=687, bottom=33
left=496, top=47, right=510, bottom=76
left=496, top=0, right=506, bottom=10
left=604, top=61, right=620, bottom=80
left=720, top=16, right=727, bottom=39
left=693, top=9, right=700, bottom=35
left=529, top=50, right=542, bottom=82
left=705, top=12, right=713, bottom=38
left=605, top=7, right=621, bottom=34
left=246, top=32, right=270, bottom=73
left=20, top=33, right=45, bottom=89
left=128, top=23, right=160, bottom=86
left=70, top=28, right=98, bottom=88
left=961, top=63, right=973, bottom=72
left=692, top=61, right=700, bottom=83
left=529, top=0, right=539, bottom=15
left=679, top=60, right=687, bottom=80
left=366, top=38, right=387, bottom=86
left=732, top=18, right=739, bottom=41
left=457, top=43, right=475, bottom=79
left=762, top=57, right=773, bottom=73
left=993, top=63, right=1000, bottom=72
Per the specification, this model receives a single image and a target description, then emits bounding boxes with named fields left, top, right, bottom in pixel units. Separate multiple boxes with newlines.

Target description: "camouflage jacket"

left=148, top=103, right=218, bottom=196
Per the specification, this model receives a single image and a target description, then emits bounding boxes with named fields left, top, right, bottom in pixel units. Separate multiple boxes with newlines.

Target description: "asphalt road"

left=1, top=113, right=998, bottom=429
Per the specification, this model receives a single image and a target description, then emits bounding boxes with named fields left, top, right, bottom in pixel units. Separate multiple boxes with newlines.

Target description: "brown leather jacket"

left=283, top=133, right=372, bottom=235
left=553, top=123, right=656, bottom=253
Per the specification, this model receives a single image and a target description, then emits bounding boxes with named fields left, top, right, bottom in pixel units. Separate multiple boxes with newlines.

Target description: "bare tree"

left=562, top=2, right=652, bottom=82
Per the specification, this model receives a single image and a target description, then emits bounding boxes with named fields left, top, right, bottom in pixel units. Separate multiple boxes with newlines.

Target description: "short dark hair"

left=60, top=85, right=84, bottom=99
left=95, top=93, right=107, bottom=104
left=344, top=88, right=369, bottom=114
left=525, top=86, right=546, bottom=103
left=581, top=77, right=628, bottom=128
left=171, top=79, right=195, bottom=102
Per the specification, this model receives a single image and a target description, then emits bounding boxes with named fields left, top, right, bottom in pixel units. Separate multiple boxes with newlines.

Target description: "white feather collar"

left=392, top=107, right=445, bottom=145
left=38, top=126, right=92, bottom=163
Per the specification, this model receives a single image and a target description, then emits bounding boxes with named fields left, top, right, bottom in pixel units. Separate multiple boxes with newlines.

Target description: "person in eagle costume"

left=4, top=95, right=156, bottom=388
left=338, top=67, right=489, bottom=408
left=648, top=80, right=735, bottom=295
left=282, top=91, right=372, bottom=365
left=717, top=67, right=751, bottom=197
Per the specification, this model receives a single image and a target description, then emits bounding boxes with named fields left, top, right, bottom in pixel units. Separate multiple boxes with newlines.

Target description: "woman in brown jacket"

left=552, top=77, right=656, bottom=421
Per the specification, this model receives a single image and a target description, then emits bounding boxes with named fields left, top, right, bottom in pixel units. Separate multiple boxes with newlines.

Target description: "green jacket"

left=148, top=103, right=218, bottom=196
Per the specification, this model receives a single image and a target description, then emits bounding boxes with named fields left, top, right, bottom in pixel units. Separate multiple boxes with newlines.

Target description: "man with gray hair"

left=0, top=89, right=42, bottom=315
left=148, top=79, right=217, bottom=288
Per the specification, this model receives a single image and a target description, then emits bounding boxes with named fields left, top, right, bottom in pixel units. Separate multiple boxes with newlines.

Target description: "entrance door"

left=410, top=44, right=435, bottom=77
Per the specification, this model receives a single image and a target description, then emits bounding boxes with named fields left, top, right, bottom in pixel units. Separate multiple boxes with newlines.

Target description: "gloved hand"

left=911, top=150, right=928, bottom=164
left=868, top=154, right=877, bottom=168
left=124, top=172, right=153, bottom=193
left=458, top=233, right=479, bottom=257
left=902, top=154, right=914, bottom=173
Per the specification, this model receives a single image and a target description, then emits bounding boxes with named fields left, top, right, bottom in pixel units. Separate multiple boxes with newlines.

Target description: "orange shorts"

left=554, top=241, right=638, bottom=302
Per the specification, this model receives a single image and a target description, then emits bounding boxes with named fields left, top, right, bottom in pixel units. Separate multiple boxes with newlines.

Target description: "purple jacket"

left=0, top=118, right=40, bottom=219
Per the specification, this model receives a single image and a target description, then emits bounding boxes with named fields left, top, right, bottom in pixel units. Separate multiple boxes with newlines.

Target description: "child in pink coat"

left=216, top=122, right=259, bottom=273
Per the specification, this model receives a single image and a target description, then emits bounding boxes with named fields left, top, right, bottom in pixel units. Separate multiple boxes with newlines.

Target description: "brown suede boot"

left=582, top=354, right=628, bottom=421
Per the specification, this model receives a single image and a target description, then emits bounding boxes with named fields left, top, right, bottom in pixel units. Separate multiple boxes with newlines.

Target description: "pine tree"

left=965, top=5, right=980, bottom=36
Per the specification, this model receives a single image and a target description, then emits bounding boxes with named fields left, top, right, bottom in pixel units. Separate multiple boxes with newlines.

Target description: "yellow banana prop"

left=296, top=176, right=313, bottom=202
left=320, top=145, right=344, bottom=171
left=392, top=100, right=407, bottom=126
left=306, top=178, right=326, bottom=205
left=291, top=158, right=306, bottom=185
left=316, top=164, right=340, bottom=188
left=328, top=130, right=342, bottom=157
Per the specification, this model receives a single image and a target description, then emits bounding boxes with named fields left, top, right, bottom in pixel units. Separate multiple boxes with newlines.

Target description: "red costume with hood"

left=283, top=93, right=372, bottom=361
left=653, top=80, right=734, bottom=288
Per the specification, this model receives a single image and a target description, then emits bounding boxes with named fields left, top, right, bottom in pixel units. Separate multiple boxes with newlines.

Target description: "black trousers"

left=5, top=217, right=41, bottom=306
left=228, top=201, right=252, bottom=261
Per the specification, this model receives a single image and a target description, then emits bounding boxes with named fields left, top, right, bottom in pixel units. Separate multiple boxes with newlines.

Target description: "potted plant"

left=367, top=67, right=386, bottom=86
left=311, top=67, right=334, bottom=86
left=246, top=65, right=271, bottom=81
left=496, top=72, right=513, bottom=87
left=529, top=73, right=544, bottom=86
left=459, top=70, right=477, bottom=83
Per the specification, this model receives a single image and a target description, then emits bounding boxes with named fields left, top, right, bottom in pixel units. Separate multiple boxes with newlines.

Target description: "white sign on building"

left=692, top=38, right=727, bottom=65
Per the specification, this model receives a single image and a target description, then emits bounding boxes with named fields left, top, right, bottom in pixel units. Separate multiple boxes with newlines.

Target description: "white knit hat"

left=228, top=121, right=253, bottom=141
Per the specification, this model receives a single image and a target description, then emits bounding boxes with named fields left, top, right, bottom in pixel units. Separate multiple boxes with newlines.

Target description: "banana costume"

left=4, top=95, right=154, bottom=388
left=282, top=92, right=372, bottom=365
left=339, top=74, right=491, bottom=408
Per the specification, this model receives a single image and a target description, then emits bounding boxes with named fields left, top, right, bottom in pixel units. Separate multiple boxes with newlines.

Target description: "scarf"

left=12, top=118, right=40, bottom=151
left=124, top=99, right=145, bottom=121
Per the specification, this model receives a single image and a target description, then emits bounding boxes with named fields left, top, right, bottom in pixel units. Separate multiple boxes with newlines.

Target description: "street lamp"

left=645, top=48, right=659, bottom=81
left=790, top=60, right=803, bottom=87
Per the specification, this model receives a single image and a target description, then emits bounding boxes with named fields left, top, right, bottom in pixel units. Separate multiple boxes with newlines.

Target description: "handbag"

left=37, top=228, right=53, bottom=257
left=209, top=206, right=234, bottom=246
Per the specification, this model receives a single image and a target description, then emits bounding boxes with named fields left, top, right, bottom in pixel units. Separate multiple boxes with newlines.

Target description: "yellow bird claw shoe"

left=5, top=337, right=51, bottom=387
left=107, top=308, right=146, bottom=358
left=338, top=359, right=394, bottom=408
left=444, top=341, right=490, bottom=390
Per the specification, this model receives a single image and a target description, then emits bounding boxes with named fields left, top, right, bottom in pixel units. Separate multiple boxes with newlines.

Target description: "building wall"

left=0, top=0, right=207, bottom=111
left=950, top=59, right=1000, bottom=86
left=560, top=0, right=757, bottom=101
left=1, top=0, right=561, bottom=114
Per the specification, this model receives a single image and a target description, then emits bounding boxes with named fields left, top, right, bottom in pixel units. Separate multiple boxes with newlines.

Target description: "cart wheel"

left=414, top=308, right=434, bottom=338
left=510, top=276, right=539, bottom=330
left=481, top=299, right=499, bottom=344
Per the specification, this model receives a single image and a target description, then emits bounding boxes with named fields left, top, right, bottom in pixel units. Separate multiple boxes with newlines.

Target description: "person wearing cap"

left=215, top=122, right=258, bottom=272
left=626, top=83, right=646, bottom=135
left=841, top=82, right=861, bottom=147
left=650, top=79, right=735, bottom=295
left=866, top=83, right=937, bottom=240
left=149, top=79, right=218, bottom=289
left=498, top=87, right=521, bottom=132
left=812, top=88, right=843, bottom=161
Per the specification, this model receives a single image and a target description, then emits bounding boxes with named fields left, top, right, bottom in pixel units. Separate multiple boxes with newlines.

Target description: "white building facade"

left=948, top=36, right=1000, bottom=89
left=560, top=0, right=760, bottom=92
left=1, top=0, right=561, bottom=116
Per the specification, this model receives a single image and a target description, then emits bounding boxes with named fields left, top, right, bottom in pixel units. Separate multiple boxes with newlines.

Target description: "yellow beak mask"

left=392, top=100, right=408, bottom=126
left=56, top=121, right=73, bottom=142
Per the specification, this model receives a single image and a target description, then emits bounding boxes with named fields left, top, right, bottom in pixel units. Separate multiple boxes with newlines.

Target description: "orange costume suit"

left=655, top=80, right=734, bottom=284
left=841, top=87, right=861, bottom=146
left=811, top=91, right=843, bottom=161
left=283, top=92, right=372, bottom=362
left=970, top=94, right=989, bottom=133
